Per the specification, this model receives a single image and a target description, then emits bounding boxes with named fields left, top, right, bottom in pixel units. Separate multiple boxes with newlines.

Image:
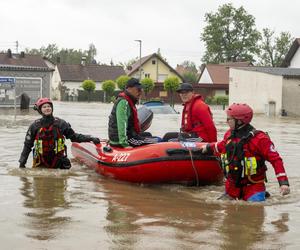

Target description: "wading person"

left=201, top=103, right=290, bottom=202
left=19, top=98, right=100, bottom=169
left=175, top=82, right=217, bottom=142
left=108, top=78, right=157, bottom=147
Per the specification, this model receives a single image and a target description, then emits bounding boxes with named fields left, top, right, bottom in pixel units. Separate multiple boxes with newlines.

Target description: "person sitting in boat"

left=108, top=78, right=157, bottom=147
left=200, top=103, right=290, bottom=202
left=19, top=98, right=100, bottom=169
left=163, top=83, right=217, bottom=142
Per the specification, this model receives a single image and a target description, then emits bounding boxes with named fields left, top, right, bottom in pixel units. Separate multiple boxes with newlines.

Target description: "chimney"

left=20, top=51, right=25, bottom=58
left=7, top=49, right=12, bottom=58
left=81, top=56, right=86, bottom=66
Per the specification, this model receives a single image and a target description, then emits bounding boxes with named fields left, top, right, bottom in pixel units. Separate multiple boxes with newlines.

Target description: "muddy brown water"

left=1, top=101, right=300, bottom=249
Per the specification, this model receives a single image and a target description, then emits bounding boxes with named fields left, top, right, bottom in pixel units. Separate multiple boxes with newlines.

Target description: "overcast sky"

left=1, top=0, right=299, bottom=68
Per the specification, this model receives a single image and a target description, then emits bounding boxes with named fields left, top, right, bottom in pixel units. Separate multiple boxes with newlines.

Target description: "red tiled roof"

left=199, top=62, right=252, bottom=84
left=58, top=64, right=125, bottom=82
left=128, top=54, right=153, bottom=75
left=0, top=51, right=49, bottom=69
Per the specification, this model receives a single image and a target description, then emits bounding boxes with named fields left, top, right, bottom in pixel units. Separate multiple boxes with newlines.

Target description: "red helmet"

left=226, top=103, right=253, bottom=124
left=34, top=97, right=53, bottom=112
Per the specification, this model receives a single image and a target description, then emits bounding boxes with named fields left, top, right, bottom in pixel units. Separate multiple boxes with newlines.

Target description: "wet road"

left=1, top=101, right=300, bottom=250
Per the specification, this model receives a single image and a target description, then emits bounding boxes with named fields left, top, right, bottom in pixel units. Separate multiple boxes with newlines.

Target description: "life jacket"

left=220, top=128, right=267, bottom=187
left=33, top=119, right=66, bottom=168
left=181, top=95, right=205, bottom=132
left=118, top=92, right=140, bottom=134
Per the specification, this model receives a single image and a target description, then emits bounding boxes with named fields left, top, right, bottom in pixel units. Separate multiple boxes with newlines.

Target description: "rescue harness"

left=221, top=128, right=267, bottom=187
left=33, top=119, right=66, bottom=168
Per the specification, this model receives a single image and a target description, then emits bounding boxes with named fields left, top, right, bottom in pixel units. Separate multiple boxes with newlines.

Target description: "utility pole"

left=15, top=41, right=19, bottom=53
left=134, top=40, right=142, bottom=80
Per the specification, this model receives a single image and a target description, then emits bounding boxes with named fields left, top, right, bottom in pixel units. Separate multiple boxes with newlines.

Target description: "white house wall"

left=289, top=48, right=300, bottom=68
left=282, top=78, right=300, bottom=116
left=51, top=66, right=62, bottom=99
left=229, top=68, right=283, bottom=115
left=64, top=81, right=103, bottom=95
left=215, top=89, right=227, bottom=96
left=198, top=68, right=213, bottom=84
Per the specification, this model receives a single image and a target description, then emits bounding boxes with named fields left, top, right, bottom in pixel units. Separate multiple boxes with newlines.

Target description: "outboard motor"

left=20, top=92, right=30, bottom=110
left=138, top=106, right=153, bottom=132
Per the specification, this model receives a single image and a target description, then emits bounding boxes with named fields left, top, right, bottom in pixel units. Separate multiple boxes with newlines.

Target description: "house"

left=127, top=53, right=183, bottom=82
left=197, top=62, right=252, bottom=98
left=127, top=53, right=184, bottom=102
left=281, top=38, right=300, bottom=68
left=229, top=67, right=300, bottom=116
left=0, top=49, right=53, bottom=107
left=52, top=62, right=125, bottom=101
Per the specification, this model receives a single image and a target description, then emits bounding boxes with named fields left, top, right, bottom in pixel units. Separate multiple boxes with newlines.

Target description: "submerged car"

left=142, top=101, right=178, bottom=114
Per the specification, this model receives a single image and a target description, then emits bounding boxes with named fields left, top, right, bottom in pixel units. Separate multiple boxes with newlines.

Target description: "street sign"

left=0, top=77, right=16, bottom=89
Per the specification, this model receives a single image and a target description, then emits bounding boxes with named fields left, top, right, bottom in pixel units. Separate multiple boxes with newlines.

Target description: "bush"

left=205, top=95, right=228, bottom=105
left=141, top=78, right=155, bottom=100
left=102, top=80, right=116, bottom=102
left=81, top=79, right=96, bottom=102
left=116, top=75, right=130, bottom=90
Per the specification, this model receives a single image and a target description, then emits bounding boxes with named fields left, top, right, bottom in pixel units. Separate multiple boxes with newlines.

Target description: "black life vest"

left=221, top=126, right=267, bottom=187
left=33, top=119, right=65, bottom=168
left=108, top=91, right=140, bottom=143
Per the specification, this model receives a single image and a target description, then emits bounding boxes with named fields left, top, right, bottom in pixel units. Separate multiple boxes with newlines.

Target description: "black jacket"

left=19, top=116, right=94, bottom=165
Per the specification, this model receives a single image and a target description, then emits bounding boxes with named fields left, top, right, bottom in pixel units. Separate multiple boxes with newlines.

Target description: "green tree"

left=201, top=3, right=261, bottom=63
left=102, top=80, right=116, bottom=102
left=163, top=77, right=180, bottom=107
left=258, top=28, right=293, bottom=67
left=81, top=79, right=96, bottom=102
left=178, top=60, right=198, bottom=83
left=116, top=75, right=130, bottom=90
left=182, top=71, right=198, bottom=83
left=86, top=43, right=97, bottom=64
left=141, top=78, right=155, bottom=101
left=25, top=43, right=98, bottom=64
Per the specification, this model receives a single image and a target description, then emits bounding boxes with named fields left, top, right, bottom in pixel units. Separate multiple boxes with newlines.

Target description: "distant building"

left=281, top=38, right=300, bottom=68
left=197, top=62, right=252, bottom=98
left=229, top=67, right=300, bottom=116
left=127, top=53, right=183, bottom=82
left=127, top=53, right=184, bottom=102
left=52, top=62, right=125, bottom=101
left=0, top=49, right=53, bottom=107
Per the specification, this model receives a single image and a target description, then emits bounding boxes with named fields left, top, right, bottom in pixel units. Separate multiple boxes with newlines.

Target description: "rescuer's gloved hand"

left=19, top=163, right=26, bottom=168
left=91, top=137, right=100, bottom=144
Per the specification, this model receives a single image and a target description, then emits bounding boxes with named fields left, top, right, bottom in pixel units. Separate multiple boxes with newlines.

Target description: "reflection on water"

left=0, top=102, right=300, bottom=249
left=19, top=176, right=70, bottom=240
left=100, top=180, right=223, bottom=249
left=219, top=204, right=265, bottom=250
left=271, top=213, right=289, bottom=233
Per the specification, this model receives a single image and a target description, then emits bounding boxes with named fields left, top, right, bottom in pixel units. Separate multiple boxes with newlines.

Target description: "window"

left=152, top=60, right=156, bottom=65
left=158, top=74, right=168, bottom=82
left=145, top=73, right=150, bottom=78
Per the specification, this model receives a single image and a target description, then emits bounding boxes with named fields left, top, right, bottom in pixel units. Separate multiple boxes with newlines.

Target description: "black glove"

left=19, top=163, right=26, bottom=168
left=91, top=137, right=100, bottom=144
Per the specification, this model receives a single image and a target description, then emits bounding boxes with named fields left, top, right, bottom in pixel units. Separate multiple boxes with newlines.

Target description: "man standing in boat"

left=19, top=98, right=100, bottom=169
left=177, top=83, right=217, bottom=142
left=108, top=78, right=155, bottom=147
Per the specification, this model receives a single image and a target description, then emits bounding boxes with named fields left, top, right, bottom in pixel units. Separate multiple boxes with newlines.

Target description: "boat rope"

left=178, top=129, right=200, bottom=186
left=187, top=147, right=200, bottom=186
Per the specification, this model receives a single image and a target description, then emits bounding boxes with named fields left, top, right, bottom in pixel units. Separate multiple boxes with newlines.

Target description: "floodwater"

left=1, top=101, right=300, bottom=250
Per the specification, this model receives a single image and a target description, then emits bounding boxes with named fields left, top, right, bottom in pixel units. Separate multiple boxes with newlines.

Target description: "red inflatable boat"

left=71, top=140, right=223, bottom=185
